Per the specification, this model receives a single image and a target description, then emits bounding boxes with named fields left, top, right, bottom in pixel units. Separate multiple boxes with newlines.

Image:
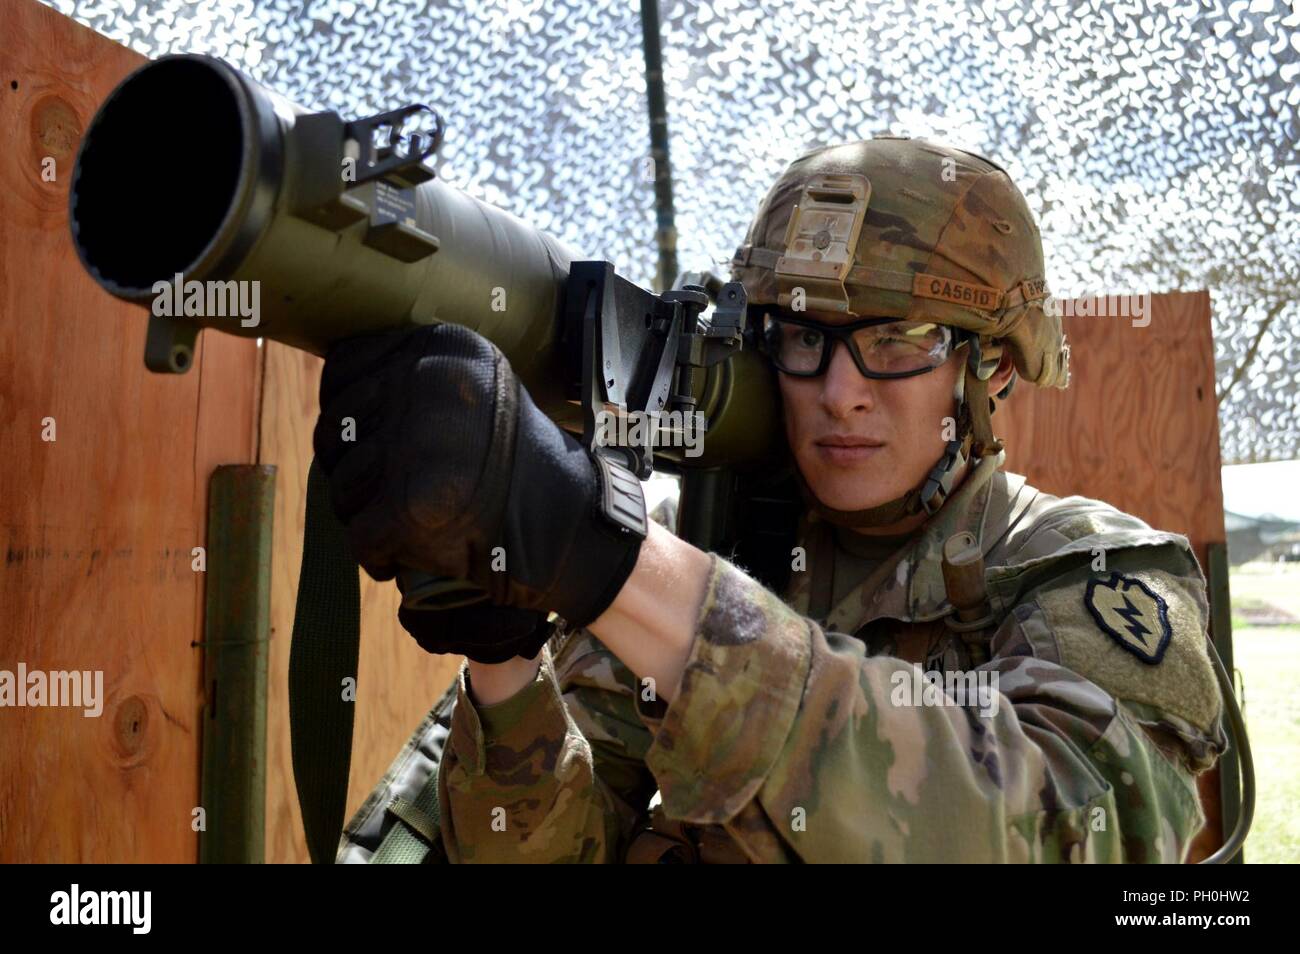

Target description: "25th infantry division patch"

left=1084, top=572, right=1173, bottom=665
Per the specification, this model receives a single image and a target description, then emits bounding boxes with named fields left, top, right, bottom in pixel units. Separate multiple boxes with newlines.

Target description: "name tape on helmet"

left=912, top=273, right=1004, bottom=312
left=1020, top=278, right=1050, bottom=301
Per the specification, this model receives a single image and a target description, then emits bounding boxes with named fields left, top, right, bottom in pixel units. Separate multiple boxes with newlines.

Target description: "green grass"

left=1219, top=565, right=1300, bottom=863
left=1230, top=618, right=1300, bottom=864
left=1230, top=564, right=1300, bottom=618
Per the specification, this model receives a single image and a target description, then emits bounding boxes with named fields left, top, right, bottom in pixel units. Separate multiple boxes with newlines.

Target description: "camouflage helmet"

left=731, top=135, right=1069, bottom=390
left=731, top=136, right=1069, bottom=526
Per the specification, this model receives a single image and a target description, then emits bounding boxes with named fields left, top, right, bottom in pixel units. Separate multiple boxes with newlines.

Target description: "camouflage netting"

left=48, top=0, right=1300, bottom=463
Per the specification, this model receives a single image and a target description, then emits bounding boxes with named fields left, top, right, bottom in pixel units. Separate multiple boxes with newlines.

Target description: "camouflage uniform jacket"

left=356, top=455, right=1227, bottom=862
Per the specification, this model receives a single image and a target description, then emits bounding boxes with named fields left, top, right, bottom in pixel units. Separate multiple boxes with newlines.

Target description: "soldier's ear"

left=991, top=350, right=1017, bottom=400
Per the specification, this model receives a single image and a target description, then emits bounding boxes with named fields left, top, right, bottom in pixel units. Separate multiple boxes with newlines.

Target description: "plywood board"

left=0, top=0, right=262, bottom=862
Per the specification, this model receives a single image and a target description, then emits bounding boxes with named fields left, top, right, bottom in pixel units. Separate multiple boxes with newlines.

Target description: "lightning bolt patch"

left=1114, top=595, right=1151, bottom=643
left=1084, top=572, right=1172, bottom=665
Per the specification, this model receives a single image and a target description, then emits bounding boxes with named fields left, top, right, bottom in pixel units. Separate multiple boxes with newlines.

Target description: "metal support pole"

left=1206, top=541, right=1244, bottom=863
left=640, top=0, right=679, bottom=292
left=200, top=464, right=276, bottom=863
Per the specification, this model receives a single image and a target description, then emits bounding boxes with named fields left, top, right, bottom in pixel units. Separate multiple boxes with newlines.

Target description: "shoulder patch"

left=1028, top=559, right=1222, bottom=736
left=1084, top=572, right=1172, bottom=665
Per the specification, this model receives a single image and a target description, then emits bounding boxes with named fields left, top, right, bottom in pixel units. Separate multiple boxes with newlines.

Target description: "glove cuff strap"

left=555, top=454, right=647, bottom=629
left=593, top=453, right=649, bottom=539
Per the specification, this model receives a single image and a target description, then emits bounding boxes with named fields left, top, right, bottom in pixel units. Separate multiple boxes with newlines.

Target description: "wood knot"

left=111, top=694, right=153, bottom=767
left=32, top=95, right=81, bottom=159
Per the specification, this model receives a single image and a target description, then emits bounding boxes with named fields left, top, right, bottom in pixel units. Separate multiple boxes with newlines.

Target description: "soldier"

left=318, top=136, right=1227, bottom=863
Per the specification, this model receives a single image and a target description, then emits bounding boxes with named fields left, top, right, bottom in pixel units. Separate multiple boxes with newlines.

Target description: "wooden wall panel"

left=0, top=0, right=464, bottom=864
left=996, top=290, right=1228, bottom=861
left=998, top=291, right=1225, bottom=550
left=258, top=342, right=462, bottom=864
left=0, top=0, right=262, bottom=862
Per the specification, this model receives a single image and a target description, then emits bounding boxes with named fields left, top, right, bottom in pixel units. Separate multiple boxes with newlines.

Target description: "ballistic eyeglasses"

left=755, top=308, right=960, bottom=379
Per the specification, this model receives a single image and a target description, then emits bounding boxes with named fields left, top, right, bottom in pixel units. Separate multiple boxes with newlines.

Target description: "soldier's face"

left=778, top=317, right=966, bottom=521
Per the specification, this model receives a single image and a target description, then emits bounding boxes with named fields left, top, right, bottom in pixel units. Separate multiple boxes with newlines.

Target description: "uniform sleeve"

left=635, top=552, right=1226, bottom=863
left=436, top=630, right=657, bottom=863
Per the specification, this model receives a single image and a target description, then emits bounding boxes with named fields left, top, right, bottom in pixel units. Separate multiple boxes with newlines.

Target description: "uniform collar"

left=788, top=453, right=1031, bottom=634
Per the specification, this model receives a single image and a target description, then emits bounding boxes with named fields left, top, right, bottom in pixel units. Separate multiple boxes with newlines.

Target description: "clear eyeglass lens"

left=852, top=321, right=952, bottom=373
left=762, top=315, right=952, bottom=375
left=764, top=316, right=826, bottom=372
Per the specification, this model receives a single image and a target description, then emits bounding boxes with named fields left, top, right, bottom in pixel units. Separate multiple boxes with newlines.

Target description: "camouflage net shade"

left=47, top=0, right=1300, bottom=464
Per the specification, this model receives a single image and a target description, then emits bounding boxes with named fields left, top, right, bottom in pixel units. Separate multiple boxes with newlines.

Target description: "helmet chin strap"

left=798, top=335, right=1004, bottom=529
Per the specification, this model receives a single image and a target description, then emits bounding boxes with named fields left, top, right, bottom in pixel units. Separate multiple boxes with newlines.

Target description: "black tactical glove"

left=397, top=601, right=555, bottom=664
left=313, top=323, right=647, bottom=630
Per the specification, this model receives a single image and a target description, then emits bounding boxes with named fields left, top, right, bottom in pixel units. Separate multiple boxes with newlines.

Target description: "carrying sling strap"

left=289, top=458, right=362, bottom=864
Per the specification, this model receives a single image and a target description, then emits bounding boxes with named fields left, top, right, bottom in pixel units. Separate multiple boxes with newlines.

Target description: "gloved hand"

left=312, top=323, right=647, bottom=630
left=398, top=601, right=555, bottom=664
